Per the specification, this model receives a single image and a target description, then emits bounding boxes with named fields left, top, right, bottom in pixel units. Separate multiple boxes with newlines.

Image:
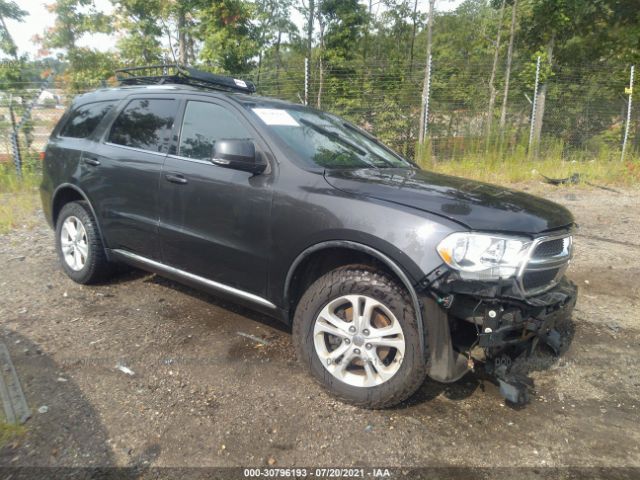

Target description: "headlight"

left=436, top=232, right=531, bottom=280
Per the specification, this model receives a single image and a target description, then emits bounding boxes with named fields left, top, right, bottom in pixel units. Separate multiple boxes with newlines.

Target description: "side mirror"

left=211, top=139, right=266, bottom=174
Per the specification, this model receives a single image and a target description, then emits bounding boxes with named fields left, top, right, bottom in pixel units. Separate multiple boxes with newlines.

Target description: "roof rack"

left=114, top=64, right=256, bottom=94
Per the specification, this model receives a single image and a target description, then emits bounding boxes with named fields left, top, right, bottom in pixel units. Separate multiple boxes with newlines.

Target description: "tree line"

left=1, top=0, right=639, bottom=160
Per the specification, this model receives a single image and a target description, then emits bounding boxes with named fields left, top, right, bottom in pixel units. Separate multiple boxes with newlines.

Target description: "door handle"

left=165, top=173, right=188, bottom=185
left=83, top=157, right=101, bottom=166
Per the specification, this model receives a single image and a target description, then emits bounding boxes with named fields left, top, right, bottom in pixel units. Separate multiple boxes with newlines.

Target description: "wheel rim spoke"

left=63, top=220, right=77, bottom=240
left=368, top=337, right=405, bottom=352
left=349, top=295, right=379, bottom=332
left=314, top=317, right=348, bottom=338
left=76, top=223, right=86, bottom=242
left=317, top=303, right=353, bottom=334
left=76, top=242, right=89, bottom=259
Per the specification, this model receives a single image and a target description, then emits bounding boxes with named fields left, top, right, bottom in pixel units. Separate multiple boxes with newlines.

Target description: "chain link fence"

left=1, top=59, right=637, bottom=175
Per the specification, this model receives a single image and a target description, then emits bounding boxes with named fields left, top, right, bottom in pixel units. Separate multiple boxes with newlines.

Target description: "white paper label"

left=252, top=108, right=300, bottom=126
left=234, top=79, right=248, bottom=88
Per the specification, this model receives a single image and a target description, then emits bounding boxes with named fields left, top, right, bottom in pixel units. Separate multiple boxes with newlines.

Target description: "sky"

left=7, top=0, right=463, bottom=59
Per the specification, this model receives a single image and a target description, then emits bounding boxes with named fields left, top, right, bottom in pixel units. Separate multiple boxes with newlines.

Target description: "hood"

left=324, top=168, right=574, bottom=235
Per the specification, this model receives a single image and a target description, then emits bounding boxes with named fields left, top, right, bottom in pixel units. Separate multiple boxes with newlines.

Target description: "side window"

left=59, top=101, right=117, bottom=139
left=108, top=98, right=177, bottom=153
left=178, top=102, right=251, bottom=160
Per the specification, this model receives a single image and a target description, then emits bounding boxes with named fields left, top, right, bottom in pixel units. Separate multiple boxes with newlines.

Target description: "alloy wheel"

left=60, top=216, right=89, bottom=271
left=313, top=294, right=405, bottom=387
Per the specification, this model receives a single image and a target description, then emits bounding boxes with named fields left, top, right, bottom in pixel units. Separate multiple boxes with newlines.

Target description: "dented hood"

left=324, top=168, right=574, bottom=234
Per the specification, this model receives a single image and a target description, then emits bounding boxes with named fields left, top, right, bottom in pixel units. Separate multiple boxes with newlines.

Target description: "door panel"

left=81, top=97, right=178, bottom=260
left=159, top=100, right=273, bottom=296
left=86, top=143, right=166, bottom=258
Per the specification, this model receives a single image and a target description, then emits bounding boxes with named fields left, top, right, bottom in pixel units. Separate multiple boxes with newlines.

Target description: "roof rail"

left=114, top=64, right=256, bottom=94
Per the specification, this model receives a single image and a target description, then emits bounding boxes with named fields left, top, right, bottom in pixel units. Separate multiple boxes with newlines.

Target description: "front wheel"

left=293, top=266, right=427, bottom=408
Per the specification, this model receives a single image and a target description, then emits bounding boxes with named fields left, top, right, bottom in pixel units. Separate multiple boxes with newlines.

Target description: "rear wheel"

left=55, top=201, right=112, bottom=284
left=293, top=266, right=427, bottom=408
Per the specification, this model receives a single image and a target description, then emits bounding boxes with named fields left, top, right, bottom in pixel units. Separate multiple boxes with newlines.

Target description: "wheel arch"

left=284, top=240, right=426, bottom=356
left=52, top=184, right=108, bottom=257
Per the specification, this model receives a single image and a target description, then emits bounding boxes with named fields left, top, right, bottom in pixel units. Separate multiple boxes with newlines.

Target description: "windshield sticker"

left=252, top=108, right=300, bottom=126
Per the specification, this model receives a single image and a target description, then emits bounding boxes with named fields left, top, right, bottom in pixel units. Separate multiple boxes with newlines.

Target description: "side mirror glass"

left=212, top=139, right=266, bottom=174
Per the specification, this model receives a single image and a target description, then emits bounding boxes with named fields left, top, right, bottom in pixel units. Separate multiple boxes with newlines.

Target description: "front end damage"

left=418, top=265, right=577, bottom=405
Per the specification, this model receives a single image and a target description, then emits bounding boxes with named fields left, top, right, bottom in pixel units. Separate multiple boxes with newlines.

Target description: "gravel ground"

left=0, top=183, right=638, bottom=474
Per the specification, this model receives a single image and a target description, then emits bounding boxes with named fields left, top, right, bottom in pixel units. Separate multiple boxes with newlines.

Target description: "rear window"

left=59, top=101, right=117, bottom=139
left=107, top=98, right=177, bottom=153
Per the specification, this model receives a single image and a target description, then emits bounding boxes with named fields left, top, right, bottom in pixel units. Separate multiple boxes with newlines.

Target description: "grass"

left=417, top=139, right=640, bottom=186
left=0, top=164, right=42, bottom=234
left=428, top=155, right=640, bottom=186
left=0, top=420, right=26, bottom=449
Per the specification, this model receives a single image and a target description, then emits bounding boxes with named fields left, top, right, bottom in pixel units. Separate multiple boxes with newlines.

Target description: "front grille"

left=522, top=268, right=560, bottom=290
left=519, top=235, right=572, bottom=295
left=532, top=238, right=565, bottom=258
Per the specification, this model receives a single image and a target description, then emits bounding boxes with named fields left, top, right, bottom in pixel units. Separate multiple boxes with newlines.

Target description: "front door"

left=159, top=99, right=273, bottom=297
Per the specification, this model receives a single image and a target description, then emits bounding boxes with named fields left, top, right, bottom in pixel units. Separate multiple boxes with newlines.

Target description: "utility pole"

left=304, top=57, right=309, bottom=106
left=8, top=94, right=21, bottom=178
left=418, top=0, right=436, bottom=145
left=305, top=0, right=314, bottom=106
left=422, top=55, right=432, bottom=140
left=621, top=65, right=635, bottom=162
left=528, top=56, right=541, bottom=156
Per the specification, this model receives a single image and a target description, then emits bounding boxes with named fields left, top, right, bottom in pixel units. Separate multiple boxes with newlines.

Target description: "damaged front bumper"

left=473, top=278, right=577, bottom=354
left=419, top=267, right=577, bottom=403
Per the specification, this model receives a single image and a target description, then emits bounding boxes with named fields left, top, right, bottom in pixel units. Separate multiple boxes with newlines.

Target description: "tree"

left=418, top=0, right=435, bottom=145
left=315, top=0, right=368, bottom=109
left=499, top=0, right=517, bottom=132
left=198, top=0, right=258, bottom=74
left=37, top=0, right=114, bottom=92
left=112, top=0, right=164, bottom=65
left=485, top=0, right=505, bottom=138
left=254, top=0, right=297, bottom=87
left=0, top=0, right=26, bottom=59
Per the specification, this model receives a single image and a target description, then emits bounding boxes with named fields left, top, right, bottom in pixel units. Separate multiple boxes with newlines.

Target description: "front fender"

left=284, top=239, right=429, bottom=359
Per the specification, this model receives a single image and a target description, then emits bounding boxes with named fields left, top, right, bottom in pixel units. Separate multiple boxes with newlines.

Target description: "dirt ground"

left=0, top=183, right=639, bottom=475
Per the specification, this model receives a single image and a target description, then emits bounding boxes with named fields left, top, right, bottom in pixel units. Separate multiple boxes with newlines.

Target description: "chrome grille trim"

left=517, top=234, right=573, bottom=296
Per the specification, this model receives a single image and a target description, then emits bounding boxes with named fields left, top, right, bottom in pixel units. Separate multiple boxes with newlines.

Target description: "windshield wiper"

left=299, top=118, right=368, bottom=156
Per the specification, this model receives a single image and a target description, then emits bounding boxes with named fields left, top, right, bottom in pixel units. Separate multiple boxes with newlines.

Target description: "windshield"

left=248, top=106, right=413, bottom=169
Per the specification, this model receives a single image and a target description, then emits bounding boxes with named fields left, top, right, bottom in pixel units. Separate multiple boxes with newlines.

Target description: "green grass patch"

left=428, top=156, right=640, bottom=185
left=0, top=165, right=42, bottom=234
left=417, top=139, right=640, bottom=186
left=0, top=420, right=26, bottom=449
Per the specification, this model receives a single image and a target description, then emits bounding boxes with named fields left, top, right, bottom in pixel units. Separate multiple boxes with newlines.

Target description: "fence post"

left=304, top=57, right=309, bottom=106
left=621, top=65, right=635, bottom=162
left=528, top=55, right=541, bottom=155
left=8, top=94, right=22, bottom=179
left=422, top=54, right=432, bottom=140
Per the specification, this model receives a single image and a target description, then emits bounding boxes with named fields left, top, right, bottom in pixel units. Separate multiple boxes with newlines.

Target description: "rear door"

left=83, top=96, right=179, bottom=260
left=159, top=98, right=273, bottom=297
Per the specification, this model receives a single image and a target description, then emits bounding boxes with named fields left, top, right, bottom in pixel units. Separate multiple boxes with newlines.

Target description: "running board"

left=111, top=249, right=276, bottom=310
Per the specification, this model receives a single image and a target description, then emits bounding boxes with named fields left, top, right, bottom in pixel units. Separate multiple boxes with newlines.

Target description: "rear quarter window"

left=59, top=100, right=117, bottom=139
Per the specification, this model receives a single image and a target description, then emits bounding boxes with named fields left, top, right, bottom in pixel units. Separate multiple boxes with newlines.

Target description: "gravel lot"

left=0, top=184, right=639, bottom=475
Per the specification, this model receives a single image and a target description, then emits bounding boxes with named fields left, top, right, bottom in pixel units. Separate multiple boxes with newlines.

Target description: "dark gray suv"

left=40, top=66, right=577, bottom=408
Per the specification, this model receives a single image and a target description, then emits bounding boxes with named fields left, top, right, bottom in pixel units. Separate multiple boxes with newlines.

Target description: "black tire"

left=293, top=265, right=427, bottom=408
left=55, top=201, right=112, bottom=284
